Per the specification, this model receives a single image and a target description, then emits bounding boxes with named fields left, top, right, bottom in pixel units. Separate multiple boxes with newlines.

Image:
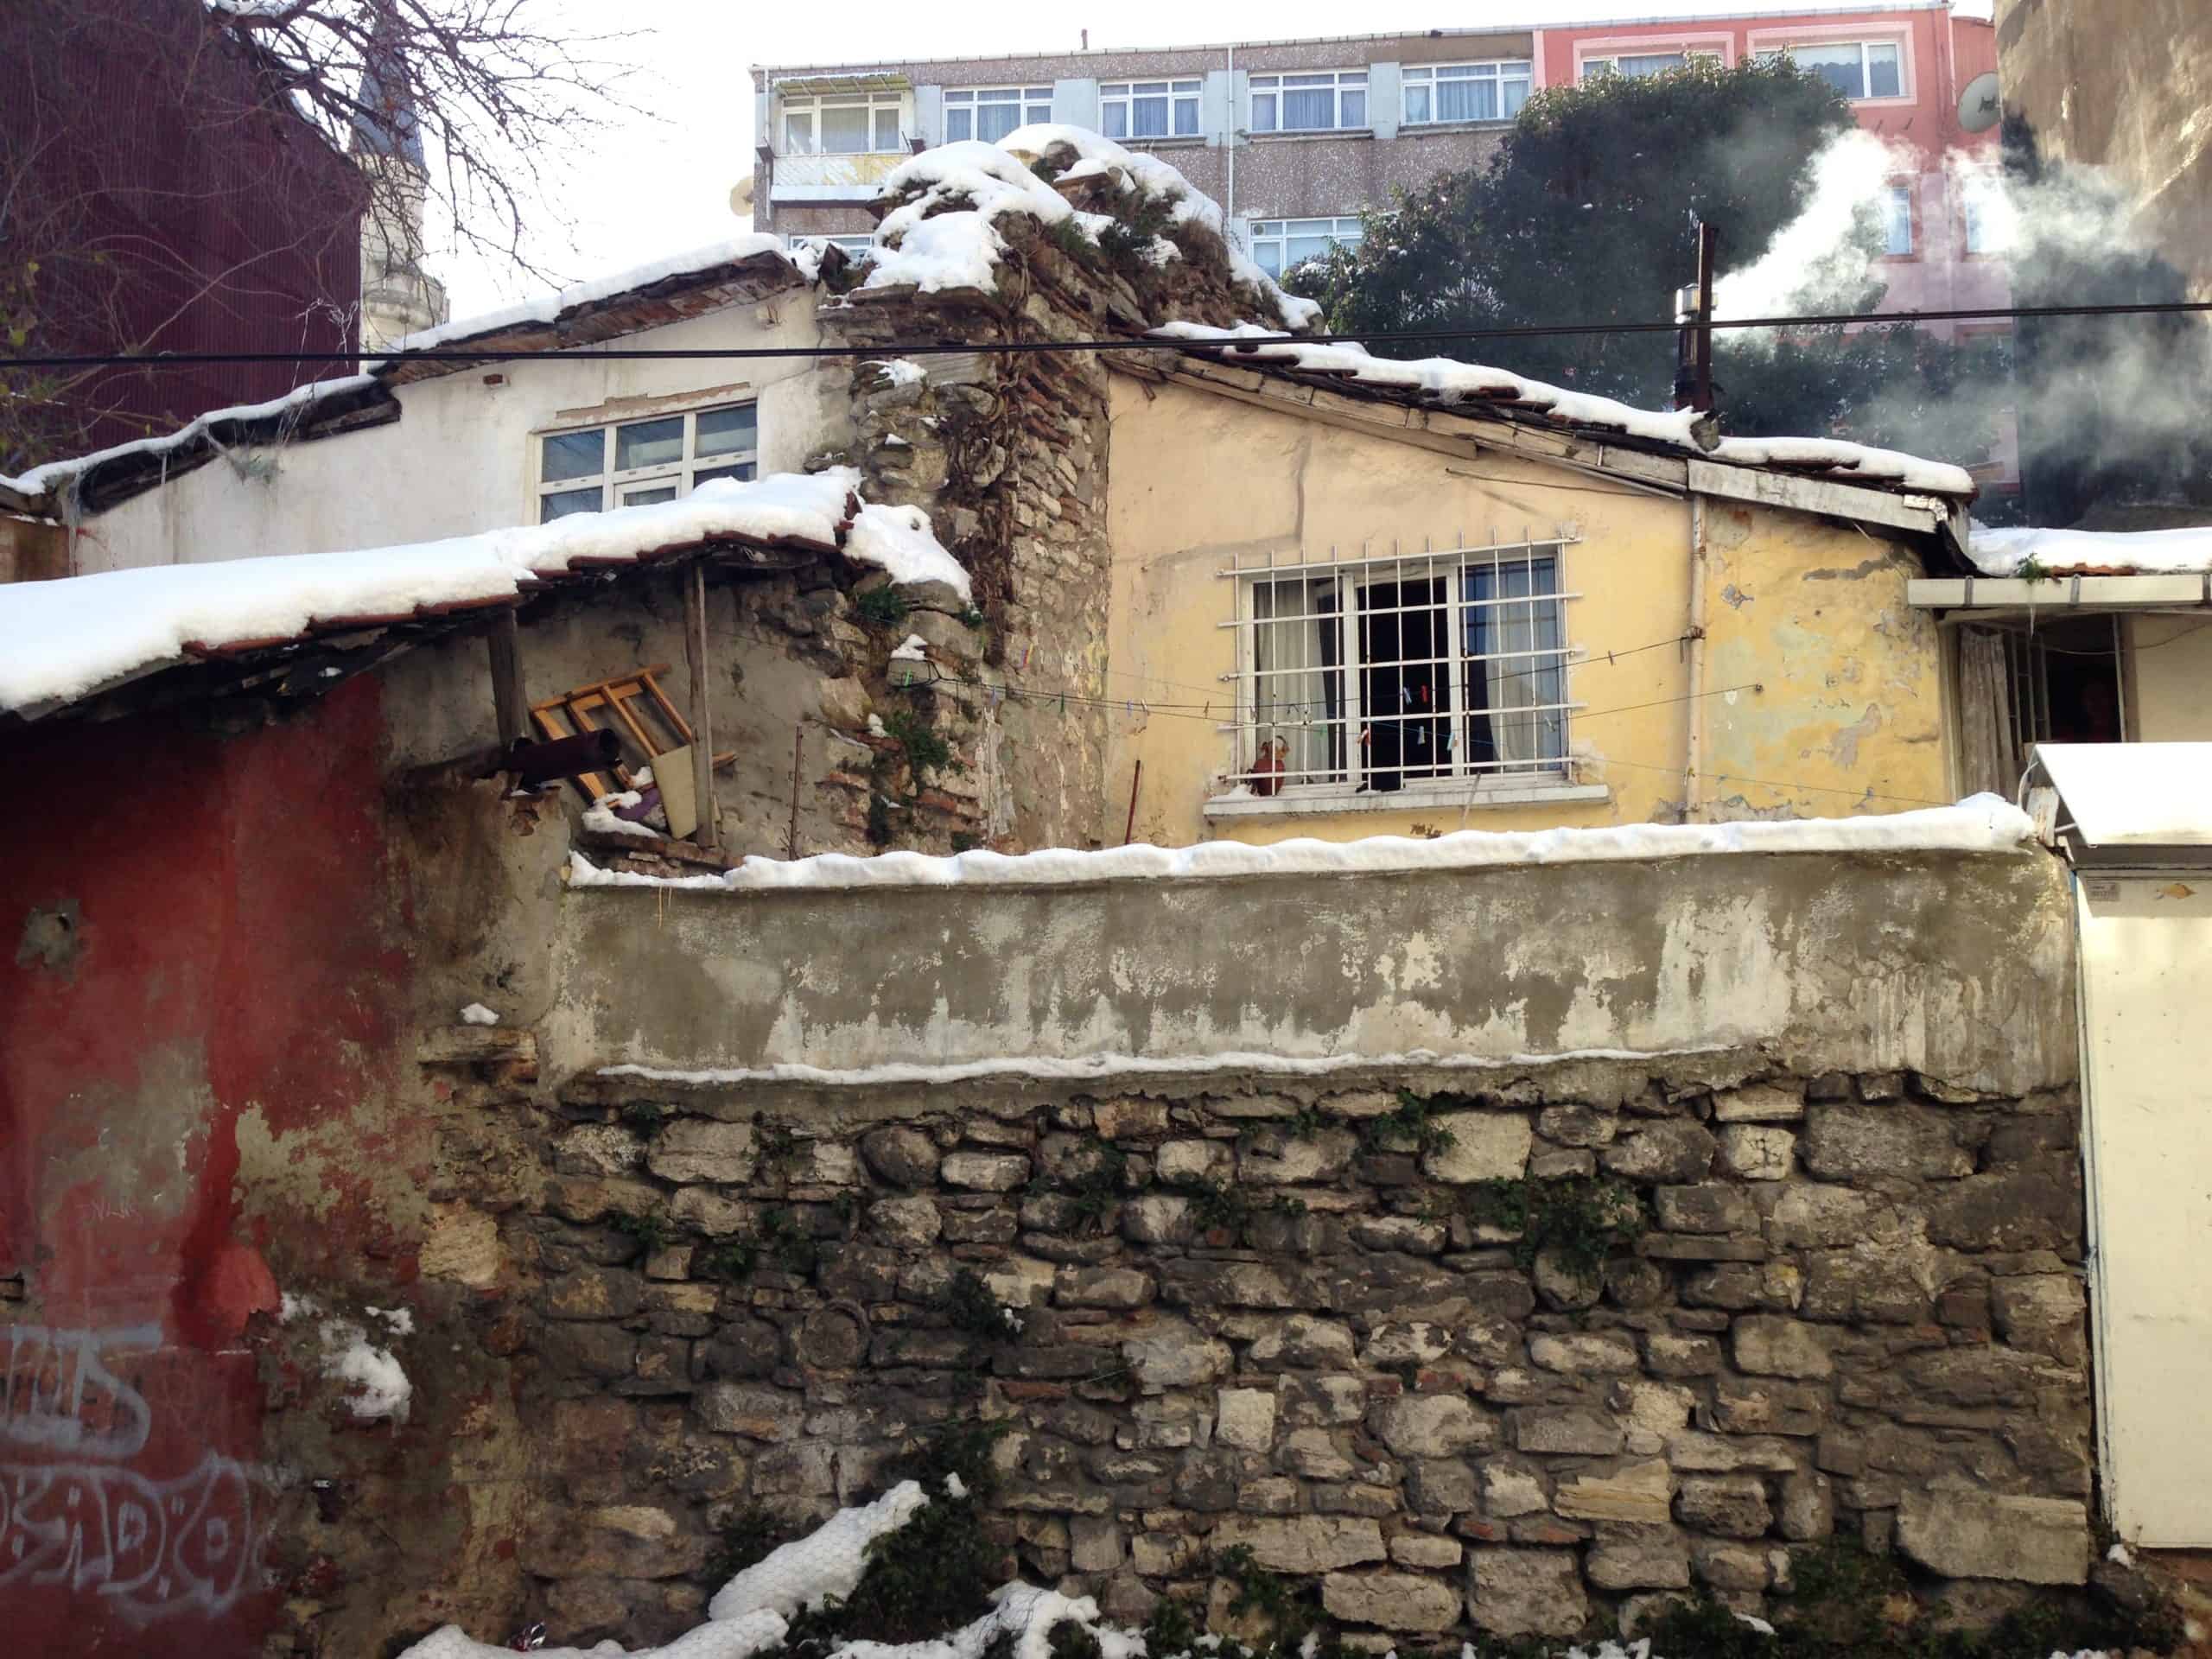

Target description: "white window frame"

left=785, top=232, right=876, bottom=259
left=533, top=401, right=760, bottom=524
left=1579, top=48, right=1723, bottom=82
left=943, top=85, right=1052, bottom=143
left=1960, top=171, right=2003, bottom=256
left=1882, top=181, right=1916, bottom=257
left=1402, top=60, right=1532, bottom=125
left=1248, top=217, right=1365, bottom=279
left=1249, top=70, right=1369, bottom=134
left=1219, top=542, right=1584, bottom=802
left=1100, top=78, right=1204, bottom=141
left=779, top=91, right=906, bottom=156
left=1777, top=37, right=1906, bottom=101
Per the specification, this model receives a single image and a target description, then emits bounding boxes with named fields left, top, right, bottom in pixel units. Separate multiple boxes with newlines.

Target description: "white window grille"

left=1249, top=70, right=1368, bottom=133
left=1403, top=61, right=1531, bottom=124
left=1248, top=217, right=1364, bottom=278
left=1223, top=542, right=1578, bottom=797
left=1783, top=39, right=1903, bottom=99
left=1102, top=78, right=1203, bottom=140
left=1882, top=182, right=1916, bottom=256
left=780, top=92, right=905, bottom=156
left=944, top=86, right=1052, bottom=143
left=536, top=404, right=759, bottom=524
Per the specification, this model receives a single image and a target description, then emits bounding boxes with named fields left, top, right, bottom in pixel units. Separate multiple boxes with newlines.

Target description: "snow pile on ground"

left=381, top=234, right=796, bottom=358
left=0, top=375, right=379, bottom=503
left=706, top=1481, right=928, bottom=1620
left=861, top=127, right=1316, bottom=330
left=458, top=1003, right=500, bottom=1027
left=1965, top=520, right=2212, bottom=576
left=1154, top=324, right=1975, bottom=494
left=569, top=794, right=2035, bottom=899
left=0, top=468, right=967, bottom=715
left=400, top=1607, right=789, bottom=1659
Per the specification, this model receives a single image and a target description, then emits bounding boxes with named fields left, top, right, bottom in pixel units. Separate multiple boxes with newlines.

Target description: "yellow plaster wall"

left=1696, top=503, right=1951, bottom=818
left=1103, top=373, right=1948, bottom=845
left=2128, top=616, right=2212, bottom=741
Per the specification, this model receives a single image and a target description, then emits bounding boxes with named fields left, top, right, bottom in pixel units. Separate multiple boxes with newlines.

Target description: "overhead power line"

left=5, top=298, right=2211, bottom=372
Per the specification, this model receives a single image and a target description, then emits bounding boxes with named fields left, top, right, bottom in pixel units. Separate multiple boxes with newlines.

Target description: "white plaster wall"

left=74, top=292, right=839, bottom=575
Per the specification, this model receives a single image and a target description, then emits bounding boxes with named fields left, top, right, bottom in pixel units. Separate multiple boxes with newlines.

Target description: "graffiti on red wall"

left=1, top=1325, right=276, bottom=1621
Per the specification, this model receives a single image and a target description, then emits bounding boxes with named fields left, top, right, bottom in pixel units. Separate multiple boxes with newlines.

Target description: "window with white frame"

left=780, top=91, right=904, bottom=156
left=944, top=86, right=1052, bottom=143
left=1102, top=78, right=1202, bottom=139
left=1403, top=60, right=1531, bottom=124
left=1580, top=49, right=1720, bottom=81
left=1783, top=39, right=1903, bottom=99
left=785, top=232, right=876, bottom=259
left=1249, top=70, right=1367, bottom=133
left=1228, top=544, right=1573, bottom=797
left=1882, top=182, right=1915, bottom=255
left=536, top=404, right=759, bottom=523
left=1961, top=173, right=2004, bottom=254
left=1248, top=217, right=1364, bottom=279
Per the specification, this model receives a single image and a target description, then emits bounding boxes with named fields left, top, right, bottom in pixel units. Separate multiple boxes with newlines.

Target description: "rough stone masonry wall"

left=464, top=1052, right=2092, bottom=1650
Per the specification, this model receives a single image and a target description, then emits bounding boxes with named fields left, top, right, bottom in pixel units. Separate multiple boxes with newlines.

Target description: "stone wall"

left=460, top=1052, right=2091, bottom=1648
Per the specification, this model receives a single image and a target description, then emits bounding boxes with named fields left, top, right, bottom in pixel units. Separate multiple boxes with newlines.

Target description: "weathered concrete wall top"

left=555, top=846, right=2075, bottom=1097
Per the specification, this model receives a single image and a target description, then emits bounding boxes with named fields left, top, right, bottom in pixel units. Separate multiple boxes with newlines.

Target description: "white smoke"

left=1713, top=129, right=1916, bottom=321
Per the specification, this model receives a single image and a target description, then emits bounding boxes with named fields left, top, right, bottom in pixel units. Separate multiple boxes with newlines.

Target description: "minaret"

left=351, top=37, right=448, bottom=351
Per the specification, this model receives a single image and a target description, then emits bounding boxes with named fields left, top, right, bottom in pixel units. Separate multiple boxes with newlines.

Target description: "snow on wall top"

left=0, top=467, right=967, bottom=715
left=1965, top=520, right=2212, bottom=576
left=1155, top=323, right=1977, bottom=497
left=861, top=126, right=1319, bottom=331
left=569, top=794, right=2036, bottom=898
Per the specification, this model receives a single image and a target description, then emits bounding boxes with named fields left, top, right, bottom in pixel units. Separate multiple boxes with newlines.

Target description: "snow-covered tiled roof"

left=0, top=469, right=965, bottom=721
left=1153, top=323, right=1978, bottom=499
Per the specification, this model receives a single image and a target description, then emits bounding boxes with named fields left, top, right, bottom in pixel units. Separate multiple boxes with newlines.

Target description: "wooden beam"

left=684, top=561, right=722, bottom=853
left=487, top=608, right=526, bottom=746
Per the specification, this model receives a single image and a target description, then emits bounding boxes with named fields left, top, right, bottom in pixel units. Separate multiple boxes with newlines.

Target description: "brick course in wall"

left=455, top=1058, right=2093, bottom=1648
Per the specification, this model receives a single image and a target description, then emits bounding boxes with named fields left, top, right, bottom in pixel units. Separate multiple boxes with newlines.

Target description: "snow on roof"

left=1154, top=323, right=1977, bottom=496
left=1965, top=520, right=2212, bottom=576
left=0, top=468, right=966, bottom=716
left=861, top=127, right=1319, bottom=331
left=569, top=793, right=2035, bottom=898
left=378, top=233, right=799, bottom=358
left=0, top=374, right=380, bottom=503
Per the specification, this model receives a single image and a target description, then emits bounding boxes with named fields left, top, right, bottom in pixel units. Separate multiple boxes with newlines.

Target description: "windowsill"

left=1397, top=118, right=1516, bottom=137
left=1204, top=778, right=1611, bottom=819
left=1246, top=128, right=1375, bottom=143
left=1114, top=135, right=1207, bottom=149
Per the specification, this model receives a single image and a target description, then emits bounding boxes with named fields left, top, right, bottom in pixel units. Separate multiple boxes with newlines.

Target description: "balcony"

left=767, top=145, right=912, bottom=200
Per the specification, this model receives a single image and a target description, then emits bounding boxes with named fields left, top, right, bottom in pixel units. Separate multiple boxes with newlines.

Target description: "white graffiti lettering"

left=1, top=1325, right=160, bottom=1460
left=0, top=1454, right=278, bottom=1620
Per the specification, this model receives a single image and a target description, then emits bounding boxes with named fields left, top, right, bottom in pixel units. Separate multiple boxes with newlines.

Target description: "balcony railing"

left=770, top=147, right=913, bottom=193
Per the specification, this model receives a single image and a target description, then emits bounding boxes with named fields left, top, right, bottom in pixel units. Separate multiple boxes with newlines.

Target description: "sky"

left=433, top=0, right=1954, bottom=320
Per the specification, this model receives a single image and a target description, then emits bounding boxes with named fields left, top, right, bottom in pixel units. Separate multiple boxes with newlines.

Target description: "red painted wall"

left=0, top=677, right=407, bottom=1652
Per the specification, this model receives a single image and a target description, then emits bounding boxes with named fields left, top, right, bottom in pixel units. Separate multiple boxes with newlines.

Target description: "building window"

left=1580, top=50, right=1719, bottom=81
left=1882, top=182, right=1916, bottom=256
left=1783, top=39, right=1904, bottom=100
left=1403, top=60, right=1531, bottom=124
left=780, top=92, right=904, bottom=156
left=944, top=86, right=1052, bottom=144
left=1961, top=173, right=2003, bottom=255
left=1230, top=546, right=1573, bottom=796
left=1102, top=79, right=1202, bottom=140
left=1250, top=71, right=1368, bottom=133
left=1248, top=217, right=1364, bottom=278
left=536, top=404, right=759, bottom=523
left=785, top=232, right=876, bottom=259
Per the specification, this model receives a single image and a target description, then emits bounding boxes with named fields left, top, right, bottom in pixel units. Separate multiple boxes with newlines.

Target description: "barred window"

left=1226, top=544, right=1576, bottom=797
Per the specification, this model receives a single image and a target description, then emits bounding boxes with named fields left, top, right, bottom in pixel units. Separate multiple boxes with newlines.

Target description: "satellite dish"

left=1958, top=71, right=2001, bottom=134
left=729, top=174, right=757, bottom=217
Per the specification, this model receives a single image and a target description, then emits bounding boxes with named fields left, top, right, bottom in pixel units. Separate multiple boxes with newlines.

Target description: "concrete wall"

left=1101, top=373, right=1954, bottom=847
left=71, top=292, right=838, bottom=575
left=557, top=844, right=2073, bottom=1100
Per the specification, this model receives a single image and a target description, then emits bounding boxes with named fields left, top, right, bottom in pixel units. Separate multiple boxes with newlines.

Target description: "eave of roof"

left=1133, top=351, right=1967, bottom=538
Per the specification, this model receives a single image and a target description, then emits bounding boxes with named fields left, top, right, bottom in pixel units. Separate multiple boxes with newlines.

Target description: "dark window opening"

left=1359, top=576, right=1454, bottom=791
left=2008, top=616, right=2126, bottom=749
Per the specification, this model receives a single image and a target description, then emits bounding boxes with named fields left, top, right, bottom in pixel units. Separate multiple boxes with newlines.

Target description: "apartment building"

left=749, top=4, right=2004, bottom=307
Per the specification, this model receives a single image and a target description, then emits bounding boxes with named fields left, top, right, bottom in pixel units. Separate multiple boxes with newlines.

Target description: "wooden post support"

left=487, top=607, right=526, bottom=746
left=683, top=562, right=722, bottom=852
